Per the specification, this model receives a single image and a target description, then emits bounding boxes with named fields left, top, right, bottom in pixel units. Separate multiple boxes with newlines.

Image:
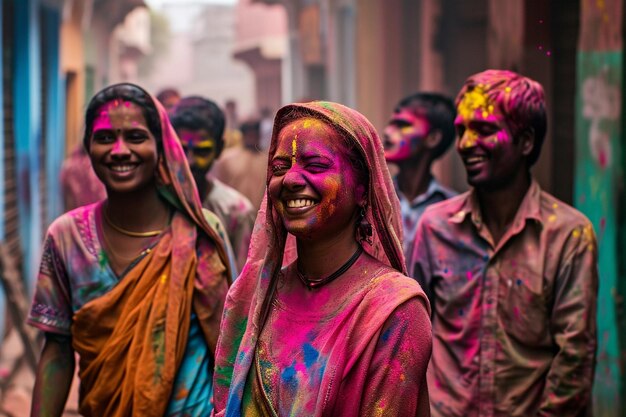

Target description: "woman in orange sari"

left=28, top=83, right=234, bottom=416
left=213, top=101, right=432, bottom=416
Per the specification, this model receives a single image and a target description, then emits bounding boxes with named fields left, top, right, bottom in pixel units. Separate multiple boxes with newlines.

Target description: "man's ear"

left=425, top=130, right=443, bottom=150
left=520, top=129, right=535, bottom=157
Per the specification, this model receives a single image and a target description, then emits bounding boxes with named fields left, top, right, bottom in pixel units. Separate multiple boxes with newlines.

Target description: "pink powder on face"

left=93, top=102, right=116, bottom=131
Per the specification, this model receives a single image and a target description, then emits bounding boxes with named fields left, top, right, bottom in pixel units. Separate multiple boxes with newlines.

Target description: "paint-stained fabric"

left=204, top=177, right=256, bottom=272
left=410, top=179, right=598, bottom=417
left=395, top=177, right=456, bottom=263
left=28, top=85, right=233, bottom=417
left=213, top=101, right=432, bottom=417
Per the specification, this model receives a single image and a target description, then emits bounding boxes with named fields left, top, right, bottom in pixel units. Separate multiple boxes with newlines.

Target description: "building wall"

left=233, top=0, right=287, bottom=114
left=139, top=2, right=255, bottom=116
left=60, top=1, right=87, bottom=154
left=574, top=0, right=625, bottom=414
left=189, top=5, right=255, bottom=115
left=1, top=0, right=64, bottom=287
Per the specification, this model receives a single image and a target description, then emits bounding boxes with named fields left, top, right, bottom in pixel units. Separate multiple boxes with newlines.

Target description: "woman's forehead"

left=276, top=117, right=346, bottom=152
left=94, top=99, right=146, bottom=125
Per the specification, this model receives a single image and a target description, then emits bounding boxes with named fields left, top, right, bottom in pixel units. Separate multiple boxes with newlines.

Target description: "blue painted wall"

left=0, top=0, right=6, bottom=340
left=13, top=0, right=42, bottom=289
left=42, top=6, right=64, bottom=225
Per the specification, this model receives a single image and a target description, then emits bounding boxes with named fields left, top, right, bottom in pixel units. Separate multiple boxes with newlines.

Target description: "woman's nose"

left=110, top=136, right=131, bottom=156
left=282, top=166, right=306, bottom=190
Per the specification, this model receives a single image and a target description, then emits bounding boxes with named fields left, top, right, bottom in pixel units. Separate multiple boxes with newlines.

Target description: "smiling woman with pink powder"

left=213, top=101, right=432, bottom=416
left=28, top=83, right=235, bottom=416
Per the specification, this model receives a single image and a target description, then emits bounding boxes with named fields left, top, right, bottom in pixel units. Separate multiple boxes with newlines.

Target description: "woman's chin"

left=104, top=180, right=155, bottom=196
left=282, top=221, right=316, bottom=240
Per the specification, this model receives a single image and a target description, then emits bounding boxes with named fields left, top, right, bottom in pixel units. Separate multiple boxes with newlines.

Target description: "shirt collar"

left=449, top=178, right=543, bottom=226
left=394, top=177, right=450, bottom=207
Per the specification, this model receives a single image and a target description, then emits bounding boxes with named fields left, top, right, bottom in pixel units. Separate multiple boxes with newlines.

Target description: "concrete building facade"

left=139, top=2, right=255, bottom=116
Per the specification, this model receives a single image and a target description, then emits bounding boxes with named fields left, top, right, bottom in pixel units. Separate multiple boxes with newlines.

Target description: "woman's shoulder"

left=47, top=202, right=100, bottom=239
left=361, top=263, right=430, bottom=314
left=366, top=261, right=426, bottom=295
left=372, top=271, right=427, bottom=297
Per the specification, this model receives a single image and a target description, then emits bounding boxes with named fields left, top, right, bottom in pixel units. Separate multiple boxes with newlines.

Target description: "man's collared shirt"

left=396, top=177, right=456, bottom=263
left=410, top=179, right=598, bottom=417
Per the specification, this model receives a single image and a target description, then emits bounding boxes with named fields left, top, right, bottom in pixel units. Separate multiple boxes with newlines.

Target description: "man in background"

left=171, top=96, right=255, bottom=271
left=411, top=70, right=598, bottom=416
left=383, top=92, right=457, bottom=261
left=156, top=88, right=181, bottom=112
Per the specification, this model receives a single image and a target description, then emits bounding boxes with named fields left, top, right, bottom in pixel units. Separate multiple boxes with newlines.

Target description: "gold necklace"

left=101, top=226, right=146, bottom=262
left=103, top=208, right=164, bottom=237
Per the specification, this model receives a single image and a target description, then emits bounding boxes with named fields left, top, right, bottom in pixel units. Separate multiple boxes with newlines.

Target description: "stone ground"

left=0, top=330, right=79, bottom=416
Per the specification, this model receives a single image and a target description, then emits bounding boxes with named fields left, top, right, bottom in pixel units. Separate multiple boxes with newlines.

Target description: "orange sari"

left=72, top=211, right=227, bottom=416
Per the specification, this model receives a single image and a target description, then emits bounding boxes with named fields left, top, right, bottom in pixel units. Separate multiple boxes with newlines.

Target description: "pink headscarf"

left=212, top=101, right=407, bottom=415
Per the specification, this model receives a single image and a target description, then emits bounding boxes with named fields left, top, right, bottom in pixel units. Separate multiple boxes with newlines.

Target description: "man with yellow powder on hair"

left=410, top=70, right=598, bottom=416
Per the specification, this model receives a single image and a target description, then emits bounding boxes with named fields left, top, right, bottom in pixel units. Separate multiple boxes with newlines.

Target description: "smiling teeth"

left=287, top=199, right=315, bottom=208
left=466, top=156, right=487, bottom=163
left=110, top=165, right=136, bottom=172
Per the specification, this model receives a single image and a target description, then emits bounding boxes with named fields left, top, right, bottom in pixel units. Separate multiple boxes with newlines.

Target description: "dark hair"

left=395, top=92, right=456, bottom=160
left=456, top=70, right=547, bottom=166
left=170, top=96, right=226, bottom=157
left=240, top=120, right=261, bottom=134
left=156, top=88, right=180, bottom=104
left=83, top=83, right=162, bottom=151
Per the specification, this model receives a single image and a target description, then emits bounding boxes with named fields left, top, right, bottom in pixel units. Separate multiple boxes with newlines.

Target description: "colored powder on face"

left=496, top=131, right=510, bottom=143
left=317, top=176, right=341, bottom=222
left=459, top=130, right=479, bottom=149
left=292, top=137, right=298, bottom=165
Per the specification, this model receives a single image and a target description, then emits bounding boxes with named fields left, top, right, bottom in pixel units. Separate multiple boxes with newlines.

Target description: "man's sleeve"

left=538, top=223, right=598, bottom=416
left=409, top=216, right=435, bottom=308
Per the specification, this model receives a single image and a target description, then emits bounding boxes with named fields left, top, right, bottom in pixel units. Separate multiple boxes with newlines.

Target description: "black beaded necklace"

left=296, top=245, right=364, bottom=290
